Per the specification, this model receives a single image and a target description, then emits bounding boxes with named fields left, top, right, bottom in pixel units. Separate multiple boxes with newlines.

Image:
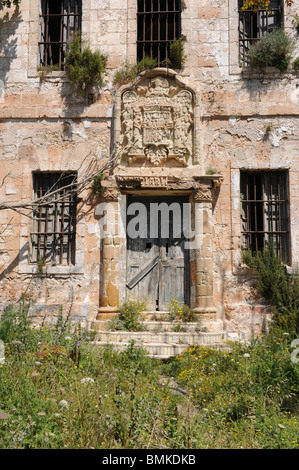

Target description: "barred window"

left=39, top=0, right=82, bottom=70
left=30, top=173, right=77, bottom=266
left=240, top=171, right=290, bottom=262
left=137, top=0, right=181, bottom=66
left=238, top=0, right=283, bottom=67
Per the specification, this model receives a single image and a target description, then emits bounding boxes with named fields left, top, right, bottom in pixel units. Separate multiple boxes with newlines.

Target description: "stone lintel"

left=100, top=173, right=224, bottom=193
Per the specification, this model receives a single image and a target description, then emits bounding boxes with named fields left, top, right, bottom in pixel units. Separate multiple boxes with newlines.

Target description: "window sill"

left=38, top=71, right=67, bottom=81
left=18, top=264, right=84, bottom=276
left=240, top=66, right=296, bottom=78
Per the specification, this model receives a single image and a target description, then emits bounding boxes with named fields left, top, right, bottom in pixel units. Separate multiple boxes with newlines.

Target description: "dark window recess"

left=238, top=0, right=283, bottom=67
left=240, top=171, right=290, bottom=262
left=39, top=0, right=82, bottom=70
left=137, top=0, right=181, bottom=66
left=31, top=173, right=77, bottom=266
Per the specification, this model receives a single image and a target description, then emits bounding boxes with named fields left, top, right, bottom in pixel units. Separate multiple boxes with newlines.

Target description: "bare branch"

left=0, top=148, right=121, bottom=217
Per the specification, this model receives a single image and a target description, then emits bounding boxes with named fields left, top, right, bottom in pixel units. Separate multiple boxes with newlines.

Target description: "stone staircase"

left=91, top=317, right=229, bottom=359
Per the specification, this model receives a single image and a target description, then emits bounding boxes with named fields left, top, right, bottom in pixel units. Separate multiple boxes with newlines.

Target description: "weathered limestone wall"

left=0, top=1, right=298, bottom=337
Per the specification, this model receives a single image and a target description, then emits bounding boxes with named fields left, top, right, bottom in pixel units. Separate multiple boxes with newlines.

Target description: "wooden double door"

left=126, top=195, right=190, bottom=311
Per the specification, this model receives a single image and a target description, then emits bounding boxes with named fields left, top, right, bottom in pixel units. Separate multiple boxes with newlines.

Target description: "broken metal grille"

left=30, top=173, right=77, bottom=266
left=137, top=0, right=181, bottom=66
left=39, top=0, right=82, bottom=70
left=238, top=0, right=282, bottom=67
left=240, top=171, right=289, bottom=262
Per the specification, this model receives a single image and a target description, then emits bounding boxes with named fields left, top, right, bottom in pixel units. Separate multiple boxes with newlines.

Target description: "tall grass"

left=0, top=300, right=298, bottom=448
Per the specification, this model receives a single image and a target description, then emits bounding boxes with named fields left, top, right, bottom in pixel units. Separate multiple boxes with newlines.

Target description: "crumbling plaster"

left=0, top=1, right=298, bottom=338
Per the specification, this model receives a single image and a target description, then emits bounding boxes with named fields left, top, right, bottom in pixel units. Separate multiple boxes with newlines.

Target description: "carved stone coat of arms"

left=118, top=76, right=194, bottom=167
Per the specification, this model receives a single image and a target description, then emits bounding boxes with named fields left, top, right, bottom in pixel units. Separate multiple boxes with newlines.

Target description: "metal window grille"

left=137, top=0, right=181, bottom=66
left=238, top=0, right=282, bottom=67
left=30, top=173, right=77, bottom=266
left=240, top=171, right=290, bottom=262
left=39, top=0, right=82, bottom=70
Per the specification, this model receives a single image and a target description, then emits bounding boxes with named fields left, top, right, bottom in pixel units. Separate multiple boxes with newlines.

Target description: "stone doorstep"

left=92, top=340, right=231, bottom=359
left=94, top=330, right=226, bottom=345
left=93, top=340, right=192, bottom=359
left=91, top=319, right=224, bottom=333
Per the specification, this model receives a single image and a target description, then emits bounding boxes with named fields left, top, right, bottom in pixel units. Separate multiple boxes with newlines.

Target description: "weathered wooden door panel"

left=126, top=196, right=189, bottom=311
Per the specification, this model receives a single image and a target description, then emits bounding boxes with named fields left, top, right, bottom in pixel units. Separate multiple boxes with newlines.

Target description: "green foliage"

left=37, top=256, right=45, bottom=274
left=113, top=56, right=157, bottom=86
left=110, top=299, right=146, bottom=331
left=206, top=167, right=217, bottom=175
left=242, top=244, right=299, bottom=335
left=90, top=173, right=104, bottom=196
left=0, top=304, right=298, bottom=449
left=0, top=0, right=21, bottom=7
left=248, top=29, right=295, bottom=72
left=167, top=36, right=187, bottom=69
left=168, top=299, right=196, bottom=323
left=37, top=65, right=60, bottom=77
left=163, top=331, right=299, bottom=448
left=293, top=57, right=299, bottom=70
left=65, top=33, right=107, bottom=97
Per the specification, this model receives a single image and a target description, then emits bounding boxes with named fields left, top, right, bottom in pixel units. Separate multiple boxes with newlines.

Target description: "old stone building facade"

left=0, top=0, right=298, bottom=341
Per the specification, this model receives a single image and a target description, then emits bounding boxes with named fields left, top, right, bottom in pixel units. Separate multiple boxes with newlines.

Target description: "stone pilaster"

left=98, top=189, right=121, bottom=318
left=192, top=187, right=217, bottom=322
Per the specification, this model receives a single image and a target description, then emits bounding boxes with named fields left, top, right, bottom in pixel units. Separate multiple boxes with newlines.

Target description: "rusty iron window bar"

left=137, top=0, right=181, bottom=66
left=240, top=170, right=290, bottom=262
left=39, top=0, right=82, bottom=70
left=238, top=0, right=283, bottom=67
left=30, top=173, right=77, bottom=266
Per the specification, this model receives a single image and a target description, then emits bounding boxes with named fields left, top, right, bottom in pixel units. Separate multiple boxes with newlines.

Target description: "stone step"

left=93, top=340, right=193, bottom=358
left=93, top=339, right=231, bottom=359
left=94, top=330, right=226, bottom=345
left=91, top=319, right=224, bottom=333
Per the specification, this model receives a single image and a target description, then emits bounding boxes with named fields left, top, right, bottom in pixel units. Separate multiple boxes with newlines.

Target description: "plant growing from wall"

left=113, top=56, right=157, bottom=86
left=65, top=33, right=107, bottom=97
left=37, top=64, right=60, bottom=77
left=0, top=0, right=21, bottom=7
left=242, top=243, right=299, bottom=336
left=241, top=0, right=293, bottom=11
left=293, top=57, right=299, bottom=70
left=90, top=173, right=105, bottom=196
left=206, top=167, right=217, bottom=175
left=37, top=256, right=46, bottom=274
left=248, top=29, right=295, bottom=72
left=166, top=36, right=187, bottom=69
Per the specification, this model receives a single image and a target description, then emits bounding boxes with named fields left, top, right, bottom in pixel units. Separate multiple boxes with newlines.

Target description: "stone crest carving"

left=118, top=76, right=194, bottom=167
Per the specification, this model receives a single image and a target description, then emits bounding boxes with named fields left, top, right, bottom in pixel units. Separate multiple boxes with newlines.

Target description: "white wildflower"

left=81, top=377, right=95, bottom=385
left=59, top=400, right=69, bottom=409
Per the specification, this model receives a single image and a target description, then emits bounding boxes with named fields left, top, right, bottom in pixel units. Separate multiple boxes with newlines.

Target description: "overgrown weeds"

left=108, top=299, right=146, bottom=332
left=0, top=299, right=298, bottom=448
left=241, top=243, right=299, bottom=336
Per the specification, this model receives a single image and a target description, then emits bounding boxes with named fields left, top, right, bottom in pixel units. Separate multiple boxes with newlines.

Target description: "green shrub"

left=206, top=167, right=217, bottom=175
left=248, top=29, right=294, bottom=72
left=168, top=299, right=196, bottom=323
left=90, top=173, right=104, bottom=196
left=167, top=36, right=186, bottom=69
left=113, top=56, right=157, bottom=86
left=65, top=33, right=107, bottom=97
left=115, top=299, right=146, bottom=331
left=242, top=244, right=299, bottom=335
left=293, top=57, right=299, bottom=70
